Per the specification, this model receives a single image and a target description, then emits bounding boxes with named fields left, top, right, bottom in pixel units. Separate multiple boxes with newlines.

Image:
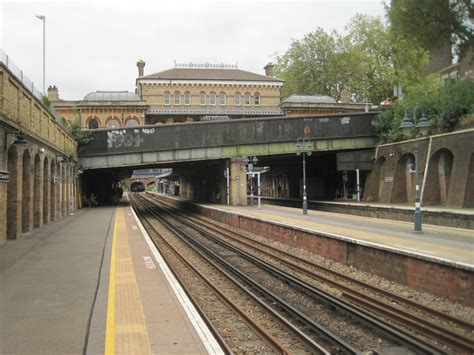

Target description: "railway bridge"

left=78, top=112, right=378, bottom=204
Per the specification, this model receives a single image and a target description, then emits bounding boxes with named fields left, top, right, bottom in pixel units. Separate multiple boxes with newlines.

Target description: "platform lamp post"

left=295, top=137, right=312, bottom=215
left=400, top=107, right=431, bottom=232
left=35, top=15, right=46, bottom=95
left=243, top=155, right=258, bottom=206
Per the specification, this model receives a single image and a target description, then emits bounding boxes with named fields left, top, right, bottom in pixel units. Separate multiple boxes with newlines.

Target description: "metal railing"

left=0, top=49, right=68, bottom=129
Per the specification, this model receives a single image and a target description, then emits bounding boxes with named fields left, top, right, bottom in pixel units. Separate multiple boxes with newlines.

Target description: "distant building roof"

left=140, top=67, right=283, bottom=82
left=83, top=91, right=141, bottom=101
left=281, top=94, right=337, bottom=104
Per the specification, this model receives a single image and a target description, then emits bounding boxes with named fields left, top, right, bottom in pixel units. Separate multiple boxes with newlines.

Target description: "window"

left=254, top=93, right=261, bottom=106
left=174, top=91, right=181, bottom=105
left=209, top=92, right=216, bottom=105
left=234, top=92, right=241, bottom=106
left=244, top=92, right=251, bottom=106
left=125, top=118, right=139, bottom=127
left=219, top=92, right=226, bottom=106
left=164, top=92, right=170, bottom=105
left=107, top=117, right=120, bottom=129
left=88, top=117, right=99, bottom=129
left=199, top=92, right=206, bottom=105
left=184, top=92, right=191, bottom=105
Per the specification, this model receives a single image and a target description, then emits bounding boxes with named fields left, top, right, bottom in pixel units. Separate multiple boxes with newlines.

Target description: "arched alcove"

left=7, top=145, right=19, bottom=239
left=22, top=149, right=32, bottom=233
left=392, top=153, right=415, bottom=203
left=50, top=160, right=56, bottom=221
left=33, top=153, right=42, bottom=227
left=43, top=156, right=50, bottom=224
left=424, top=149, right=454, bottom=205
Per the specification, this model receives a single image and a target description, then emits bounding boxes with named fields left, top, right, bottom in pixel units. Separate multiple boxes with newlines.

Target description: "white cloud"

left=1, top=1, right=385, bottom=100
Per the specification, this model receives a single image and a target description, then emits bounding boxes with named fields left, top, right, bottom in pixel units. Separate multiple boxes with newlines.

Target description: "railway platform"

left=213, top=202, right=474, bottom=267
left=0, top=200, right=220, bottom=354
left=151, top=193, right=473, bottom=306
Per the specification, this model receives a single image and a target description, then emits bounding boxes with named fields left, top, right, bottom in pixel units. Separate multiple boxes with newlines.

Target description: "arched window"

left=174, top=91, right=181, bottom=105
left=184, top=92, right=191, bottom=105
left=125, top=117, right=139, bottom=127
left=163, top=91, right=170, bottom=105
left=199, top=92, right=206, bottom=105
left=107, top=116, right=121, bottom=129
left=234, top=92, right=241, bottom=106
left=209, top=92, right=216, bottom=105
left=254, top=92, right=261, bottom=106
left=87, top=116, right=100, bottom=129
left=219, top=92, right=226, bottom=106
left=243, top=92, right=251, bottom=106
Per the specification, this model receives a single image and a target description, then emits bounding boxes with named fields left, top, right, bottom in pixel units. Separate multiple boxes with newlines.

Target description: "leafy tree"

left=68, top=107, right=92, bottom=145
left=275, top=15, right=428, bottom=104
left=387, top=0, right=473, bottom=59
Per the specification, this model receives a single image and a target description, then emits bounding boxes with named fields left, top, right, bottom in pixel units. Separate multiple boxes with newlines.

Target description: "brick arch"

left=125, top=116, right=140, bottom=127
left=43, top=156, right=50, bottom=224
left=392, top=153, right=415, bottom=203
left=86, top=116, right=101, bottom=129
left=50, top=159, right=57, bottom=221
left=424, top=148, right=454, bottom=205
left=365, top=156, right=386, bottom=202
left=7, top=145, right=19, bottom=239
left=106, top=115, right=121, bottom=128
left=33, top=153, right=42, bottom=228
left=22, top=148, right=32, bottom=233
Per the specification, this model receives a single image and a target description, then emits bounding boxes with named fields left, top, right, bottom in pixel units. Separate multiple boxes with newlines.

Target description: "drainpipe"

left=420, top=136, right=433, bottom=205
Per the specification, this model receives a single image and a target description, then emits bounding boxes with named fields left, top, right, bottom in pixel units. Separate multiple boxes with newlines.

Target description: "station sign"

left=0, top=170, right=10, bottom=182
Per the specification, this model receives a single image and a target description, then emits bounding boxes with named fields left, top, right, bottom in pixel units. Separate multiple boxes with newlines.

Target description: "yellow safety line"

left=104, top=208, right=118, bottom=354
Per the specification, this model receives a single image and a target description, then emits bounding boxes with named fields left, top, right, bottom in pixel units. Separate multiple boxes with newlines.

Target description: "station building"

left=136, top=61, right=284, bottom=124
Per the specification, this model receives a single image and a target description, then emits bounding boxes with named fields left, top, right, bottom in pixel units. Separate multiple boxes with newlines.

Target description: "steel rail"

left=147, top=194, right=473, bottom=343
left=132, top=195, right=318, bottom=354
left=135, top=194, right=345, bottom=354
left=146, top=196, right=443, bottom=354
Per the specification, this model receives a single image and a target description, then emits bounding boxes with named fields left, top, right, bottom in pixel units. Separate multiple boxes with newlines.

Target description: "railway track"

left=131, top=194, right=333, bottom=353
left=132, top=193, right=460, bottom=353
left=145, top=192, right=474, bottom=353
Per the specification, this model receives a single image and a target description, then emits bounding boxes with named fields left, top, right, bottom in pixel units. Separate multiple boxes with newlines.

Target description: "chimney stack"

left=264, top=62, right=274, bottom=77
left=137, top=59, right=146, bottom=77
left=47, top=85, right=59, bottom=100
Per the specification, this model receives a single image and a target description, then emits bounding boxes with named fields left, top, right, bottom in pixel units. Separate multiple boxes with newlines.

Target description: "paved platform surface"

left=202, top=202, right=474, bottom=268
left=0, top=202, right=215, bottom=354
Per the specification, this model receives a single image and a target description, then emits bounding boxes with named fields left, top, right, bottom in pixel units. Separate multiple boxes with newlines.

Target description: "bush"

left=373, top=78, right=474, bottom=141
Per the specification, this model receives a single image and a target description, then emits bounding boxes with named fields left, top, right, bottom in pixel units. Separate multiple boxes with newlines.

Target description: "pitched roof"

left=84, top=91, right=141, bottom=101
left=281, top=94, right=337, bottom=104
left=140, top=68, right=283, bottom=82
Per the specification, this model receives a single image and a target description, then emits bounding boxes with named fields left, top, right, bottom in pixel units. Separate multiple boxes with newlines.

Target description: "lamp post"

left=400, top=107, right=431, bottom=232
left=243, top=156, right=258, bottom=206
left=295, top=137, right=312, bottom=215
left=35, top=15, right=46, bottom=95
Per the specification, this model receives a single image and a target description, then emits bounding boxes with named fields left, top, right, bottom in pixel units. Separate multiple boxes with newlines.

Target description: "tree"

left=275, top=15, right=428, bottom=104
left=388, top=0, right=473, bottom=59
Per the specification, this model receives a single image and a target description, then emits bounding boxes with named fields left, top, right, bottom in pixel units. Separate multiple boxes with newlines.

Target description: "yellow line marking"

left=104, top=208, right=118, bottom=355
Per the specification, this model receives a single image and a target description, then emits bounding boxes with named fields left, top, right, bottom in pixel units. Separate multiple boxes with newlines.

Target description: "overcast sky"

left=1, top=0, right=386, bottom=100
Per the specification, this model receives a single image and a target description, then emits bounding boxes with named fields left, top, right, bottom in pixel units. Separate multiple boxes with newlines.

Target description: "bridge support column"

left=230, top=158, right=247, bottom=206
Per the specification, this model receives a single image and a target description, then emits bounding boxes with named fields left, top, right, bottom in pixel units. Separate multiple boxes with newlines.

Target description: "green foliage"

left=68, top=107, right=92, bottom=145
left=42, top=95, right=52, bottom=109
left=373, top=78, right=474, bottom=142
left=388, top=0, right=473, bottom=59
left=275, top=15, right=428, bottom=104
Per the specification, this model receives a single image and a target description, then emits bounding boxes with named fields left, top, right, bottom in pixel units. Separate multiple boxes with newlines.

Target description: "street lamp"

left=35, top=15, right=46, bottom=95
left=242, top=156, right=258, bottom=206
left=400, top=107, right=431, bottom=232
left=295, top=137, right=312, bottom=214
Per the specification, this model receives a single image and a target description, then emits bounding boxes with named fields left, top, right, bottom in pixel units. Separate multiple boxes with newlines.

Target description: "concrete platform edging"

left=155, top=195, right=473, bottom=307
